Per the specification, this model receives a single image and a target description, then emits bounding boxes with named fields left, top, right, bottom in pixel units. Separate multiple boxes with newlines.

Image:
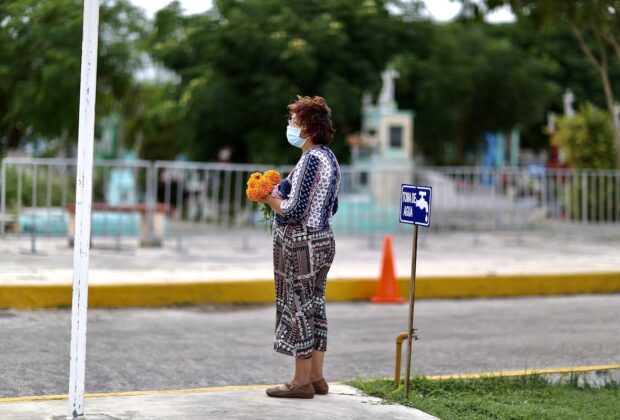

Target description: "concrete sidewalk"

left=2, top=230, right=620, bottom=284
left=0, top=385, right=436, bottom=420
left=1, top=229, right=619, bottom=307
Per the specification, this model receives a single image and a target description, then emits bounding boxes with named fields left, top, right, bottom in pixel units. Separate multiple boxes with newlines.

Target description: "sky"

left=129, top=0, right=515, bottom=23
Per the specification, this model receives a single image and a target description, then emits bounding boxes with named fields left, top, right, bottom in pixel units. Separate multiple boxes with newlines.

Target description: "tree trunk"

left=603, top=33, right=620, bottom=166
left=598, top=66, right=620, bottom=167
left=569, top=22, right=620, bottom=167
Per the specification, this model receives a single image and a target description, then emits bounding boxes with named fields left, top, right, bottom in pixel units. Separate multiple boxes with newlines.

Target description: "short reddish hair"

left=288, top=96, right=335, bottom=145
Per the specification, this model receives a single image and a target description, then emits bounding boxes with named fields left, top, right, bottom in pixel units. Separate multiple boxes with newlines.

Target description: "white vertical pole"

left=68, top=0, right=99, bottom=418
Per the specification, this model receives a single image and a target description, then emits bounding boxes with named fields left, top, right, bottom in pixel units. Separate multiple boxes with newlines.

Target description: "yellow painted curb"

left=1, top=272, right=619, bottom=309
left=397, top=272, right=620, bottom=299
left=0, top=384, right=276, bottom=404
left=0, top=382, right=345, bottom=404
left=3, top=364, right=618, bottom=405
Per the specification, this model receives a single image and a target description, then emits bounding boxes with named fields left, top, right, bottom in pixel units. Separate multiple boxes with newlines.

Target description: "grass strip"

left=347, top=375, right=619, bottom=419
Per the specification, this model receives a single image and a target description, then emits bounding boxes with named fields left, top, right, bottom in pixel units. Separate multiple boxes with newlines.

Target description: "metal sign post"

left=68, top=0, right=100, bottom=418
left=405, top=224, right=418, bottom=396
left=399, top=184, right=432, bottom=396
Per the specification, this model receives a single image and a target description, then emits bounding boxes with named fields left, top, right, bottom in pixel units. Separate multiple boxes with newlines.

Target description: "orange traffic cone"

left=370, top=235, right=405, bottom=303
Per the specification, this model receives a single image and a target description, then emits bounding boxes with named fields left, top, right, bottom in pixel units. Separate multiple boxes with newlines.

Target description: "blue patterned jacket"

left=276, top=146, right=340, bottom=229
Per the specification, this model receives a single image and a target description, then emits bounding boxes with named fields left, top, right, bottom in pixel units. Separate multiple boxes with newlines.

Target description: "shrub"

left=555, top=103, right=616, bottom=170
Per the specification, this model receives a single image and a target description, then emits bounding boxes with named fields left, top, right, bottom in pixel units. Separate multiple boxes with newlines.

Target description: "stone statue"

left=563, top=88, right=575, bottom=118
left=378, top=68, right=399, bottom=109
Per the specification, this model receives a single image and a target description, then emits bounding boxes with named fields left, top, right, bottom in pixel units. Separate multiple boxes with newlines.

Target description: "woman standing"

left=262, top=96, right=340, bottom=399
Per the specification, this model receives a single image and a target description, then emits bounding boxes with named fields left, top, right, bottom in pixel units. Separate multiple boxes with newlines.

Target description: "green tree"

left=147, top=0, right=407, bottom=163
left=122, top=82, right=182, bottom=161
left=476, top=0, right=620, bottom=166
left=0, top=0, right=147, bottom=156
left=394, top=20, right=559, bottom=164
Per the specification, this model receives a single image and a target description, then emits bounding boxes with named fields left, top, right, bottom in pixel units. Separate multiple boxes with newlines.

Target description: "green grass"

left=347, top=376, right=620, bottom=420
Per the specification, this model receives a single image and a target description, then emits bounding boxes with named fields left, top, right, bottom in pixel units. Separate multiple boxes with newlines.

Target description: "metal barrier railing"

left=0, top=157, right=152, bottom=251
left=2, top=157, right=620, bottom=245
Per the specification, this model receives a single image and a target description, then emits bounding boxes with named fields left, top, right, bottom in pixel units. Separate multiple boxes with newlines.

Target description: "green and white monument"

left=348, top=69, right=415, bottom=203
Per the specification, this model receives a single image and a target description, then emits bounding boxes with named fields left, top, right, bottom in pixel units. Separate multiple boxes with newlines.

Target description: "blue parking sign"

left=399, top=184, right=432, bottom=227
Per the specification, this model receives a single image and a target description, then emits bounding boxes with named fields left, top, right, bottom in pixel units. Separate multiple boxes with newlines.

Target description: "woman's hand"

left=261, top=195, right=283, bottom=215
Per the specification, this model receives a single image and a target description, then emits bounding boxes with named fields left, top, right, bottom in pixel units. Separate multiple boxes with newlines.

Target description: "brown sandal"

left=312, top=378, right=329, bottom=395
left=266, top=382, right=315, bottom=399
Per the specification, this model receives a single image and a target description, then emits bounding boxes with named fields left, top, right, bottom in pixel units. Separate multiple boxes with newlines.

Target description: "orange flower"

left=246, top=170, right=280, bottom=202
left=246, top=187, right=262, bottom=202
left=263, top=170, right=281, bottom=186
left=256, top=177, right=273, bottom=197
left=247, top=172, right=262, bottom=187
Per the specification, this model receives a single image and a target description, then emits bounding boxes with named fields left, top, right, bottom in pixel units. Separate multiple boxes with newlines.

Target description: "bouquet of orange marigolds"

left=246, top=170, right=282, bottom=229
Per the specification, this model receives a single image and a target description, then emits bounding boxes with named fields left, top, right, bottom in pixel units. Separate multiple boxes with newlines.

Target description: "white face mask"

left=286, top=125, right=307, bottom=148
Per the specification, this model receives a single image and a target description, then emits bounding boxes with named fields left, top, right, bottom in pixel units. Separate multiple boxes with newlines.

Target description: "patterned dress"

left=272, top=146, right=340, bottom=358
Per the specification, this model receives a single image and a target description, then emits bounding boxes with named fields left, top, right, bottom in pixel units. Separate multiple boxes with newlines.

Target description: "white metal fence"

left=2, top=157, right=620, bottom=245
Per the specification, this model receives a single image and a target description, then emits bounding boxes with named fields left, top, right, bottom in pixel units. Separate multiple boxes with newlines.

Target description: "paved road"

left=1, top=295, right=618, bottom=398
